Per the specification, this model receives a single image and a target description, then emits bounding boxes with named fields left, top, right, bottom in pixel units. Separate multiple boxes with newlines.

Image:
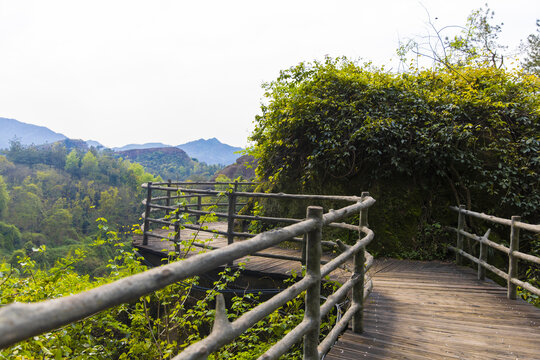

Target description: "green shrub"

left=0, top=221, right=22, bottom=251
left=249, top=58, right=539, bottom=258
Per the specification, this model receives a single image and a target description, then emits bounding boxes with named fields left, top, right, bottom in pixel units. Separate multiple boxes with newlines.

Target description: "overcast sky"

left=0, top=1, right=538, bottom=148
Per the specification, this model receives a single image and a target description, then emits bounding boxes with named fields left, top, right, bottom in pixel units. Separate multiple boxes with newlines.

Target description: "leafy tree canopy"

left=6, top=186, right=44, bottom=232
left=65, top=149, right=80, bottom=176
left=80, top=151, right=99, bottom=178
left=397, top=5, right=540, bottom=75
left=0, top=221, right=21, bottom=251
left=0, top=142, right=163, bottom=268
left=249, top=57, right=539, bottom=256
left=0, top=175, right=8, bottom=218
left=521, top=20, right=540, bottom=75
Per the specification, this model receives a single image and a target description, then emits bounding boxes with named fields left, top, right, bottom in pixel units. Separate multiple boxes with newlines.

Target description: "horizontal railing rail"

left=448, top=207, right=540, bottom=233
left=142, top=181, right=256, bottom=248
left=148, top=181, right=259, bottom=187
left=159, top=189, right=361, bottom=202
left=448, top=205, right=540, bottom=299
left=0, top=192, right=376, bottom=360
left=140, top=181, right=369, bottom=269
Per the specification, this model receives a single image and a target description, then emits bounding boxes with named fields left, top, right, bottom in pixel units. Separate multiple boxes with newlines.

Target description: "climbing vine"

left=249, top=57, right=539, bottom=258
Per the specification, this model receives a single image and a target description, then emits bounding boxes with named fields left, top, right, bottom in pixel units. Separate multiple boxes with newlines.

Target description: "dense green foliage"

left=0, top=175, right=8, bottom=218
left=0, top=145, right=321, bottom=358
left=0, top=221, right=21, bottom=252
left=249, top=58, right=539, bottom=259
left=0, top=224, right=338, bottom=359
left=214, top=155, right=257, bottom=180
left=0, top=142, right=159, bottom=270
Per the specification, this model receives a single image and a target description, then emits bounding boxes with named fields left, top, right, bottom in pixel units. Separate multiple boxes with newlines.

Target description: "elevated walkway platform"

left=132, top=222, right=352, bottom=282
left=326, top=259, right=540, bottom=359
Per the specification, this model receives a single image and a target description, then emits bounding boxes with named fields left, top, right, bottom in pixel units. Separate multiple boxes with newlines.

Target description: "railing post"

left=456, top=204, right=466, bottom=265
left=303, top=206, right=322, bottom=360
left=301, top=234, right=307, bottom=266
left=226, top=181, right=238, bottom=267
left=359, top=191, right=369, bottom=229
left=478, top=238, right=486, bottom=281
left=196, top=195, right=202, bottom=224
left=508, top=215, right=521, bottom=300
left=352, top=191, right=369, bottom=333
left=174, top=210, right=181, bottom=255
left=143, top=182, right=153, bottom=245
left=166, top=179, right=172, bottom=216
left=227, top=181, right=238, bottom=246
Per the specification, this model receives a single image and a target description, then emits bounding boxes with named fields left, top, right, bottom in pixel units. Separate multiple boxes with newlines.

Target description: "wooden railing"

left=141, top=181, right=365, bottom=264
left=0, top=182, right=376, bottom=360
left=448, top=205, right=540, bottom=300
left=142, top=180, right=258, bottom=248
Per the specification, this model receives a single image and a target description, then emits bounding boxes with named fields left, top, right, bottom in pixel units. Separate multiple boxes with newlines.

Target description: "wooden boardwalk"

left=133, top=222, right=352, bottom=282
left=326, top=259, right=540, bottom=360
left=134, top=225, right=540, bottom=359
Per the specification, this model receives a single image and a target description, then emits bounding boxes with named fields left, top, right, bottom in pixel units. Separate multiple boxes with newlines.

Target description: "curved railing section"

left=141, top=181, right=370, bottom=264
left=0, top=182, right=376, bottom=360
left=448, top=205, right=540, bottom=299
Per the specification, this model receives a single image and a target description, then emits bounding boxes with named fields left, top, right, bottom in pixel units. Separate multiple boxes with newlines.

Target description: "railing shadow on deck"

left=0, top=181, right=377, bottom=360
left=448, top=205, right=540, bottom=300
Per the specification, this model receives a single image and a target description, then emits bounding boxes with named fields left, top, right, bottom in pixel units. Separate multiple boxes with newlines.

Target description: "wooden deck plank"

left=326, top=259, right=540, bottom=360
left=133, top=222, right=352, bottom=282
left=135, top=227, right=540, bottom=359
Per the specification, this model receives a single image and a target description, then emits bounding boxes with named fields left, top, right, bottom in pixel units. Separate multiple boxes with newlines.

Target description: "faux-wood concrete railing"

left=0, top=187, right=376, bottom=360
left=141, top=181, right=367, bottom=264
left=448, top=205, right=540, bottom=299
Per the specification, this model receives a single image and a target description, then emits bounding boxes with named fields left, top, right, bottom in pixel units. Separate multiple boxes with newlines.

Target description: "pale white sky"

left=0, top=0, right=538, bottom=148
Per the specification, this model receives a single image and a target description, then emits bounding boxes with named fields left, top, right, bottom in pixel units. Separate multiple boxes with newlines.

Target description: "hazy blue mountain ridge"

left=0, top=117, right=67, bottom=149
left=113, top=142, right=172, bottom=151
left=115, top=138, right=243, bottom=165
left=117, top=147, right=223, bottom=180
left=177, top=138, right=242, bottom=165
left=0, top=117, right=243, bottom=166
left=85, top=140, right=105, bottom=149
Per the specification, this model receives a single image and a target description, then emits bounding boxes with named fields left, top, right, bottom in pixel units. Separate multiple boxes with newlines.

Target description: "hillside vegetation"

left=249, top=58, right=539, bottom=259
left=0, top=141, right=158, bottom=273
left=212, top=155, right=258, bottom=180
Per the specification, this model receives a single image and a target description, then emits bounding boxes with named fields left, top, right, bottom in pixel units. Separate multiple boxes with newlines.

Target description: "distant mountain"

left=0, top=117, right=243, bottom=167
left=0, top=117, right=67, bottom=149
left=114, top=142, right=172, bottom=151
left=213, top=155, right=258, bottom=180
left=117, top=147, right=222, bottom=181
left=53, top=139, right=90, bottom=151
left=85, top=140, right=105, bottom=149
left=176, top=138, right=242, bottom=165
